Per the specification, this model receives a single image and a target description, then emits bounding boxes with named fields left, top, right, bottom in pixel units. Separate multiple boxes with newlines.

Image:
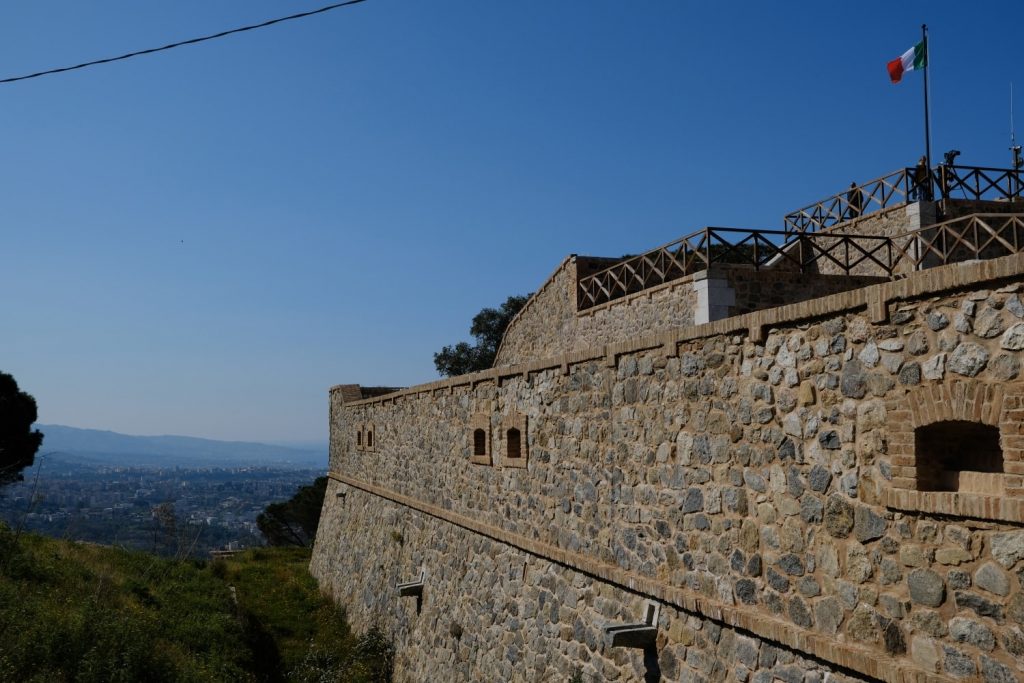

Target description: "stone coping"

left=329, top=471, right=944, bottom=683
left=491, top=254, right=575, bottom=364
left=817, top=201, right=910, bottom=235
left=333, top=251, right=1024, bottom=406
left=574, top=269, right=698, bottom=317
left=883, top=488, right=1024, bottom=523
left=575, top=262, right=886, bottom=319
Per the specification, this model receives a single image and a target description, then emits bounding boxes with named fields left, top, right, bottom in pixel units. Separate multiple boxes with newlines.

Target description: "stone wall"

left=810, top=200, right=1024, bottom=278
left=493, top=257, right=578, bottom=369
left=313, top=483, right=867, bottom=683
left=942, top=199, right=1024, bottom=219
left=496, top=261, right=885, bottom=368
left=497, top=203, right=1023, bottom=367
left=492, top=253, right=705, bottom=368
left=314, top=254, right=1024, bottom=683
left=721, top=266, right=885, bottom=317
left=574, top=279, right=698, bottom=354
left=809, top=204, right=926, bottom=277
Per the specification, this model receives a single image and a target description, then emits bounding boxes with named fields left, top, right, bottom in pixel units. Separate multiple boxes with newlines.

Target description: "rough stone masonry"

left=313, top=198, right=1024, bottom=682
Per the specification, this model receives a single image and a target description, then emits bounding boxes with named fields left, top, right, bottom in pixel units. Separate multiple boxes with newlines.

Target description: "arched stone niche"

left=500, top=411, right=528, bottom=469
left=469, top=413, right=492, bottom=466
left=885, top=379, right=1024, bottom=522
left=365, top=422, right=376, bottom=453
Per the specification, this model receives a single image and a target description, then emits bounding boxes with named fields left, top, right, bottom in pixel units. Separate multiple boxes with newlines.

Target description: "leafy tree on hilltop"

left=257, top=476, right=327, bottom=547
left=0, top=371, right=43, bottom=486
left=433, top=294, right=530, bottom=377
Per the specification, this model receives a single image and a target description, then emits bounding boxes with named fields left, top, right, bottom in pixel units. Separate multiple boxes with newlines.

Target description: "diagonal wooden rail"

left=784, top=165, right=1024, bottom=234
left=577, top=214, right=1024, bottom=310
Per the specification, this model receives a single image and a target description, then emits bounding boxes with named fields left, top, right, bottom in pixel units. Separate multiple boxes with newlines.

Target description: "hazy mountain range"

left=34, top=424, right=326, bottom=469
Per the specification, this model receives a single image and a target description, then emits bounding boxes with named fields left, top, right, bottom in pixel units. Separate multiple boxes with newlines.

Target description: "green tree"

left=0, top=371, right=43, bottom=486
left=433, top=294, right=530, bottom=377
left=257, top=476, right=328, bottom=547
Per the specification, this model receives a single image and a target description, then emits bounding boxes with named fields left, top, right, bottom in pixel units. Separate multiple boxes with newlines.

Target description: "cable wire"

left=0, top=0, right=369, bottom=85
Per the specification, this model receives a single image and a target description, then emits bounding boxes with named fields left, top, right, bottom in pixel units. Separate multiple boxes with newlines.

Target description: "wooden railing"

left=577, top=227, right=793, bottom=309
left=784, top=165, right=1024, bottom=234
left=904, top=213, right=1024, bottom=270
left=784, top=168, right=915, bottom=235
left=577, top=214, right=1024, bottom=310
left=941, top=165, right=1024, bottom=202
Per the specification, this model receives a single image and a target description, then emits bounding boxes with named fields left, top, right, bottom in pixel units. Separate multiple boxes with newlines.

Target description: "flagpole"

left=922, top=23, right=932, bottom=196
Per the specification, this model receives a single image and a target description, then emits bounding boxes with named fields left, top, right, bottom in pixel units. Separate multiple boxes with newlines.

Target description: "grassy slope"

left=0, top=527, right=390, bottom=682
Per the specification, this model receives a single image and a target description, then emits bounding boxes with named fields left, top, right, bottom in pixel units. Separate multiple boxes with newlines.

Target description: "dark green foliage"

left=432, top=341, right=485, bottom=378
left=433, top=294, right=530, bottom=377
left=257, top=476, right=327, bottom=547
left=0, top=525, right=392, bottom=682
left=217, top=545, right=393, bottom=683
left=0, top=524, right=249, bottom=682
left=0, top=371, right=44, bottom=486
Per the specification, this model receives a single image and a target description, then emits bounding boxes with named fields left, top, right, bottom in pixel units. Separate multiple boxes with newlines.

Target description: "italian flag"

left=887, top=41, right=927, bottom=83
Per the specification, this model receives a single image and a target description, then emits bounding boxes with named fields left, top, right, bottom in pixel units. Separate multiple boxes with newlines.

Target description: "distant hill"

left=35, top=424, right=325, bottom=469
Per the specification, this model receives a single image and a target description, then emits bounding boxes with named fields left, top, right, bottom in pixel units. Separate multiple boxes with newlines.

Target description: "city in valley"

left=0, top=426, right=324, bottom=557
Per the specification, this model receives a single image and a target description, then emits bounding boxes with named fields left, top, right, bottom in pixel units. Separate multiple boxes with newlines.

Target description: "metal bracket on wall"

left=602, top=600, right=660, bottom=649
left=397, top=568, right=425, bottom=598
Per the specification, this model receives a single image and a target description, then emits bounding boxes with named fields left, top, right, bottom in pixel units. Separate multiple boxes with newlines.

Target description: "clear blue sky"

left=1, top=1, right=1021, bottom=443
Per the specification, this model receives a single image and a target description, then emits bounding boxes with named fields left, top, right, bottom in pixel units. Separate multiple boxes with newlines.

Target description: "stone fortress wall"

left=495, top=258, right=885, bottom=368
left=314, top=482, right=870, bottom=683
left=807, top=199, right=1023, bottom=278
left=313, top=242, right=1024, bottom=681
left=493, top=196, right=1010, bottom=368
left=313, top=176, right=1024, bottom=682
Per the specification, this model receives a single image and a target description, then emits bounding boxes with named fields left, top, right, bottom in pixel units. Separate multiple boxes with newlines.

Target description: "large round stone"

left=990, top=352, right=1021, bottom=380
left=949, top=617, right=995, bottom=651
left=824, top=495, right=854, bottom=538
left=980, top=655, right=1016, bottom=683
left=974, top=562, right=1010, bottom=597
left=840, top=359, right=867, bottom=398
left=854, top=506, right=886, bottom=542
left=926, top=311, right=949, bottom=331
left=973, top=308, right=1005, bottom=338
left=948, top=342, right=989, bottom=377
left=1001, top=322, right=1024, bottom=350
left=991, top=530, right=1024, bottom=568
left=908, top=568, right=945, bottom=607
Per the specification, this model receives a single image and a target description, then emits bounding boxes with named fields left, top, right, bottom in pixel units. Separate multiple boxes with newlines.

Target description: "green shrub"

left=0, top=531, right=392, bottom=682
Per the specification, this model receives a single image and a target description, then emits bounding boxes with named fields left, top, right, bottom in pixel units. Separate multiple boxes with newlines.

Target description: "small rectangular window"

left=506, top=428, right=521, bottom=459
left=915, top=420, right=1001, bottom=492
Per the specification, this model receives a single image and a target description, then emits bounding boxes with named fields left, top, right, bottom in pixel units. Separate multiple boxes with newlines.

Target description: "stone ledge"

left=884, top=487, right=1024, bottom=523
left=338, top=250, right=1024, bottom=408
left=330, top=471, right=947, bottom=683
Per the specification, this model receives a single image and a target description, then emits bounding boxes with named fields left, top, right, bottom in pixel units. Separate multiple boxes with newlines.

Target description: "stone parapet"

left=317, top=252, right=1024, bottom=682
left=495, top=259, right=886, bottom=367
left=340, top=252, right=1024, bottom=408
